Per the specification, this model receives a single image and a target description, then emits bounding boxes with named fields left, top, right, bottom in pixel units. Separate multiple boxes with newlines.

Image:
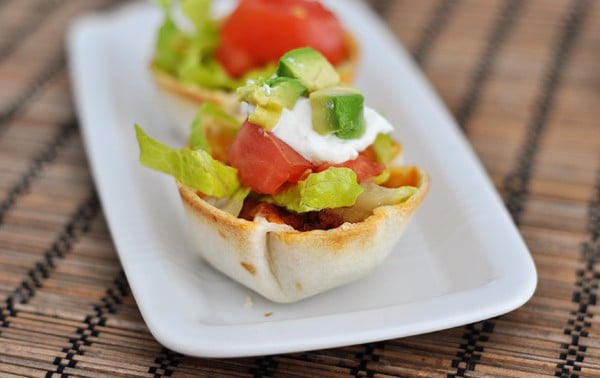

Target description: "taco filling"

left=138, top=47, right=420, bottom=231
left=152, top=0, right=356, bottom=91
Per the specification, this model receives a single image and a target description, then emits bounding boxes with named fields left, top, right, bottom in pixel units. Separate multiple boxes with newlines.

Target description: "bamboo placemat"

left=0, top=0, right=599, bottom=376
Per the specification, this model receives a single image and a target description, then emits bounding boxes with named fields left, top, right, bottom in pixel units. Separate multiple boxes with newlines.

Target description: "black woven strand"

left=455, top=0, right=523, bottom=131
left=351, top=342, right=385, bottom=378
left=150, top=351, right=182, bottom=378
left=0, top=0, right=62, bottom=63
left=148, top=348, right=182, bottom=378
left=589, top=185, right=600, bottom=244
left=47, top=272, right=131, bottom=377
left=0, top=191, right=100, bottom=325
left=503, top=0, right=590, bottom=226
left=412, top=0, right=461, bottom=66
left=449, top=0, right=591, bottom=377
left=249, top=355, right=279, bottom=378
left=450, top=321, right=496, bottom=376
left=0, top=52, right=65, bottom=136
left=555, top=166, right=600, bottom=377
left=0, top=118, right=77, bottom=226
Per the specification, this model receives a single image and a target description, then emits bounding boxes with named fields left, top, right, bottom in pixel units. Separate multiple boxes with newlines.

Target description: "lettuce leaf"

left=372, top=168, right=391, bottom=185
left=153, top=0, right=275, bottom=90
left=220, top=186, right=251, bottom=216
left=178, top=56, right=238, bottom=89
left=267, top=167, right=364, bottom=213
left=333, top=181, right=417, bottom=222
left=154, top=7, right=184, bottom=74
left=181, top=0, right=217, bottom=44
left=203, top=186, right=251, bottom=216
left=189, top=102, right=240, bottom=152
left=135, top=125, right=240, bottom=198
left=371, top=133, right=401, bottom=164
left=154, top=0, right=220, bottom=85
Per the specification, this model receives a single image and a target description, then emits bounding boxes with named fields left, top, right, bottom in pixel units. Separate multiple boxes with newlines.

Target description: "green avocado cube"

left=237, top=77, right=307, bottom=129
left=310, top=86, right=366, bottom=139
left=276, top=47, right=340, bottom=92
left=263, top=76, right=307, bottom=108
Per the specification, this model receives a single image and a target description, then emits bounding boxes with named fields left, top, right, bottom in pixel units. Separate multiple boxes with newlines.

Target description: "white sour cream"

left=270, top=97, right=393, bottom=164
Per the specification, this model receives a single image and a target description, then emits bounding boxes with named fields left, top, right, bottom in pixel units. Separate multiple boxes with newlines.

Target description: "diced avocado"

left=248, top=105, right=280, bottom=130
left=236, top=81, right=268, bottom=107
left=237, top=77, right=307, bottom=129
left=263, top=76, right=307, bottom=108
left=310, top=86, right=366, bottom=139
left=276, top=48, right=340, bottom=92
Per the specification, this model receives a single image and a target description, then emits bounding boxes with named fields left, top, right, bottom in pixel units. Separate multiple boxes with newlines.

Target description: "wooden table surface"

left=0, top=0, right=599, bottom=377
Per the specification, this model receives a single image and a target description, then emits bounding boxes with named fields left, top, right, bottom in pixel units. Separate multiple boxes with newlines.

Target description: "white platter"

left=67, top=0, right=537, bottom=357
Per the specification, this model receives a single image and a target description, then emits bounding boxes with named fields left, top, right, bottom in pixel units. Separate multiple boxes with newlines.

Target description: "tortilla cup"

left=177, top=166, right=429, bottom=303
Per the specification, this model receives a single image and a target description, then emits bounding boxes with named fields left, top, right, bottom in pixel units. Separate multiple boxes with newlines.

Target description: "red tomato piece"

left=216, top=0, right=346, bottom=77
left=318, top=149, right=385, bottom=183
left=228, top=121, right=312, bottom=194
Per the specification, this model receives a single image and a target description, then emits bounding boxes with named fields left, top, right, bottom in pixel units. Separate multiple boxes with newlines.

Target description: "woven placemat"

left=0, top=0, right=599, bottom=377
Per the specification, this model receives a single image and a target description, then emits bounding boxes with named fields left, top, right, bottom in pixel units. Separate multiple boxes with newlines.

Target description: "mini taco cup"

left=177, top=165, right=429, bottom=303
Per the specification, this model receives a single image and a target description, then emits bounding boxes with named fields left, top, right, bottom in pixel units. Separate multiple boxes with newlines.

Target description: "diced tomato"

left=216, top=0, right=347, bottom=77
left=228, top=121, right=312, bottom=194
left=317, top=149, right=385, bottom=183
left=229, top=122, right=384, bottom=193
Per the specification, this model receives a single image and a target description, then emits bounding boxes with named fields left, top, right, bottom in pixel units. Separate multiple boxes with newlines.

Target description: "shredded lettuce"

left=181, top=0, right=217, bottom=42
left=372, top=168, right=391, bottom=185
left=135, top=125, right=240, bottom=198
left=204, top=185, right=251, bottom=216
left=136, top=122, right=414, bottom=219
left=178, top=57, right=238, bottom=89
left=220, top=186, right=251, bottom=216
left=333, top=182, right=417, bottom=222
left=371, top=133, right=400, bottom=164
left=189, top=102, right=240, bottom=152
left=267, top=167, right=364, bottom=213
left=189, top=112, right=211, bottom=153
left=154, top=3, right=184, bottom=74
left=153, top=0, right=275, bottom=89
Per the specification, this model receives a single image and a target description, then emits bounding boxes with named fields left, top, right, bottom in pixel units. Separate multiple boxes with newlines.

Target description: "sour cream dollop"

left=270, top=98, right=393, bottom=164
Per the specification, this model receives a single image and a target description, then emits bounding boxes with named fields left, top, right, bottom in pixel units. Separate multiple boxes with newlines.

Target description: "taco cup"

left=136, top=47, right=428, bottom=302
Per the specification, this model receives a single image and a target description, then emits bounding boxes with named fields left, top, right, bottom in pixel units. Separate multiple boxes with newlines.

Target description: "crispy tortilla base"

left=150, top=32, right=360, bottom=139
left=178, top=166, right=429, bottom=303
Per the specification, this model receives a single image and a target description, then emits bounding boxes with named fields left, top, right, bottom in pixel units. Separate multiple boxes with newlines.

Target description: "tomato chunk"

left=228, top=121, right=312, bottom=194
left=318, top=149, right=385, bottom=183
left=216, top=0, right=346, bottom=77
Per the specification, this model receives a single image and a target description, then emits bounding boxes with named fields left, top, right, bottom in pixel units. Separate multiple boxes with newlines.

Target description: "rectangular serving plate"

left=67, top=0, right=536, bottom=357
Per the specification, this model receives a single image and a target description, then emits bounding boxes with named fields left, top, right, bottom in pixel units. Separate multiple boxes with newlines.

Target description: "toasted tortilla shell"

left=178, top=166, right=429, bottom=303
left=151, top=31, right=359, bottom=139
